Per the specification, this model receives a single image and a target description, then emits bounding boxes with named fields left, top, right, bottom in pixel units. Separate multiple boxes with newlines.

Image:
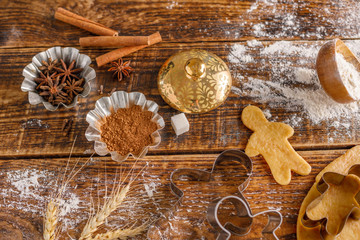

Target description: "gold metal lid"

left=157, top=49, right=232, bottom=114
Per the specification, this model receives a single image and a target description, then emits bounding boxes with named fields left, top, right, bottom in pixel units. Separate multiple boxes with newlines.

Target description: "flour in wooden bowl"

left=335, top=52, right=360, bottom=100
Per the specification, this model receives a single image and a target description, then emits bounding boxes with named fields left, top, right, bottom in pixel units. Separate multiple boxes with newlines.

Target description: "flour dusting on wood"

left=229, top=40, right=360, bottom=141
left=1, top=168, right=84, bottom=230
left=237, top=0, right=360, bottom=39
left=21, top=119, right=50, bottom=129
left=0, top=159, right=178, bottom=238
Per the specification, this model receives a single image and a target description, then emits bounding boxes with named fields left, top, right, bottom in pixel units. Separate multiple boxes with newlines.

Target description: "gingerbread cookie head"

left=241, top=105, right=311, bottom=185
left=241, top=105, right=268, bottom=131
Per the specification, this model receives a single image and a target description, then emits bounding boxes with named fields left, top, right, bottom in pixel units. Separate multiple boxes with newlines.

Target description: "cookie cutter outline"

left=301, top=164, right=360, bottom=239
left=208, top=195, right=283, bottom=240
left=147, top=149, right=283, bottom=239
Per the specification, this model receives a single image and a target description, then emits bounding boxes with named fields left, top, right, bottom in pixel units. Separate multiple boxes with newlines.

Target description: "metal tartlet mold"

left=21, top=46, right=96, bottom=111
left=85, top=91, right=165, bottom=162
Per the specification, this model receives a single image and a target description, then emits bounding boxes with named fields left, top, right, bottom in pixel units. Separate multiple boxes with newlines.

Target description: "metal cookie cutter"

left=208, top=195, right=283, bottom=240
left=301, top=164, right=360, bottom=239
left=170, top=149, right=253, bottom=203
left=148, top=149, right=283, bottom=239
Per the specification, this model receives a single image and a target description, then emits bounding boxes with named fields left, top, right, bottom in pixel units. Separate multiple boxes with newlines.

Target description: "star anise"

left=54, top=59, right=83, bottom=84
left=39, top=76, right=68, bottom=105
left=108, top=58, right=133, bottom=82
left=38, top=58, right=61, bottom=75
left=34, top=72, right=57, bottom=90
left=63, top=78, right=84, bottom=99
left=34, top=57, right=87, bottom=107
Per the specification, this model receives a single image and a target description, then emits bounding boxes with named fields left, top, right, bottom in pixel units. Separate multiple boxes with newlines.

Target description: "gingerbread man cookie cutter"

left=147, top=149, right=283, bottom=239
left=208, top=195, right=283, bottom=240
left=301, top=164, right=360, bottom=239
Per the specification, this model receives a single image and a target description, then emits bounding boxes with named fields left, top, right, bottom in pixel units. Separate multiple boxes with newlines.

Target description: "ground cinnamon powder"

left=100, top=105, right=158, bottom=156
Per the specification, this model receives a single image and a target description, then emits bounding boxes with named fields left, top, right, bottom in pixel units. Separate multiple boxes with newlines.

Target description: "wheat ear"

left=43, top=199, right=59, bottom=240
left=43, top=136, right=93, bottom=240
left=79, top=183, right=131, bottom=240
left=91, top=222, right=149, bottom=240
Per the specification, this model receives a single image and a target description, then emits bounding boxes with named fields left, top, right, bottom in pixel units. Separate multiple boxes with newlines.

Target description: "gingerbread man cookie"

left=306, top=173, right=360, bottom=236
left=241, top=105, right=311, bottom=185
left=297, top=146, right=360, bottom=240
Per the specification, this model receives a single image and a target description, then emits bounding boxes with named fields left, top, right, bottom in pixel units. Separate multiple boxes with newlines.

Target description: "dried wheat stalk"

left=91, top=222, right=149, bottom=240
left=43, top=199, right=59, bottom=240
left=79, top=183, right=131, bottom=240
left=79, top=163, right=147, bottom=240
left=43, top=137, right=92, bottom=240
left=43, top=138, right=147, bottom=240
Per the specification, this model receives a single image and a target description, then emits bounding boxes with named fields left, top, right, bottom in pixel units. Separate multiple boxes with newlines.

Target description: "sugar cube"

left=171, top=113, right=189, bottom=135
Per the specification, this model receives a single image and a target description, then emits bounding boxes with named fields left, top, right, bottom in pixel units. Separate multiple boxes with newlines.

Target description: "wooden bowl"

left=316, top=38, right=360, bottom=103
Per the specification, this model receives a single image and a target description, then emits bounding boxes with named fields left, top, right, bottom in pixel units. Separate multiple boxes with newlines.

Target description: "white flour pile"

left=336, top=52, right=360, bottom=100
left=229, top=40, right=360, bottom=130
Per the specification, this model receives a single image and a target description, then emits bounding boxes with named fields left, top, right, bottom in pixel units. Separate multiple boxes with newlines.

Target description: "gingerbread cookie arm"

left=283, top=142, right=312, bottom=176
left=265, top=146, right=311, bottom=185
left=244, top=136, right=260, bottom=157
left=270, top=122, right=294, bottom=137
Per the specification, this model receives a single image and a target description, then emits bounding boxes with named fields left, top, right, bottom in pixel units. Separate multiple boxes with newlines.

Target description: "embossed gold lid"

left=157, top=49, right=232, bottom=114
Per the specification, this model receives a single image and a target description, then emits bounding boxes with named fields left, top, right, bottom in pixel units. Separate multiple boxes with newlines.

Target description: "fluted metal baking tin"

left=85, top=91, right=165, bottom=162
left=21, top=46, right=96, bottom=111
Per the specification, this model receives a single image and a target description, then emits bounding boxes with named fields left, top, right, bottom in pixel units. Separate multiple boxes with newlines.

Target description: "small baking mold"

left=21, top=46, right=96, bottom=111
left=85, top=91, right=165, bottom=162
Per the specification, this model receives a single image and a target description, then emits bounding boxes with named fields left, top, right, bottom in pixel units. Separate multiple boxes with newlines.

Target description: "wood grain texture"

left=2, top=41, right=360, bottom=157
left=0, top=150, right=347, bottom=239
left=0, top=0, right=360, bottom=48
left=1, top=0, right=360, bottom=239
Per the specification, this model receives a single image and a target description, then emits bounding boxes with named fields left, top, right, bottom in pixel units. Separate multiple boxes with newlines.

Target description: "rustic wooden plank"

left=0, top=149, right=346, bottom=239
left=1, top=0, right=360, bottom=48
left=1, top=40, right=360, bottom=156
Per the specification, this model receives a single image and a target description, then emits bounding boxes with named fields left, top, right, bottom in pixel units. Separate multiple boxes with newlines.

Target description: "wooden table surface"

left=1, top=0, right=360, bottom=239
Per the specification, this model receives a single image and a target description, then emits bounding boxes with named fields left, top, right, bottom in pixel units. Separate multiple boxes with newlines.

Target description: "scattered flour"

left=59, top=193, right=81, bottom=217
left=7, top=169, right=47, bottom=199
left=21, top=119, right=49, bottom=129
left=144, top=182, right=158, bottom=198
left=228, top=44, right=254, bottom=63
left=166, top=1, right=178, bottom=9
left=247, top=39, right=263, bottom=48
left=294, top=67, right=316, bottom=85
left=253, top=23, right=266, bottom=37
left=162, top=1, right=360, bottom=40
left=2, top=169, right=83, bottom=231
left=336, top=52, right=360, bottom=100
left=262, top=109, right=272, bottom=119
left=1, top=167, right=168, bottom=234
left=235, top=0, right=360, bottom=39
left=228, top=40, right=360, bottom=130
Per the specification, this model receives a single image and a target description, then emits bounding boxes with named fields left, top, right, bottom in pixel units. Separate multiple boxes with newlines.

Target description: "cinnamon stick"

left=96, top=32, right=162, bottom=67
left=55, top=7, right=118, bottom=36
left=56, top=7, right=101, bottom=26
left=80, top=36, right=150, bottom=47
